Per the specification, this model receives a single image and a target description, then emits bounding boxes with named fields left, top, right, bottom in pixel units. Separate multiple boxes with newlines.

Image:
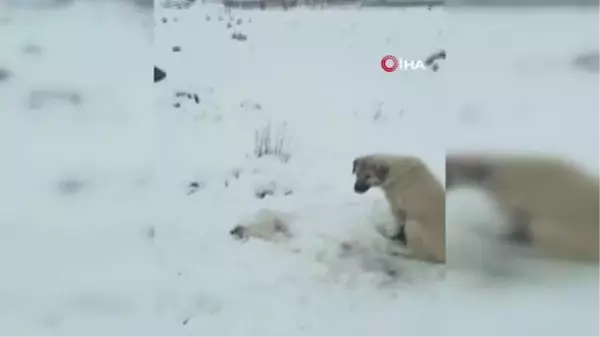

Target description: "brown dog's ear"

left=375, top=164, right=389, bottom=180
left=352, top=159, right=358, bottom=174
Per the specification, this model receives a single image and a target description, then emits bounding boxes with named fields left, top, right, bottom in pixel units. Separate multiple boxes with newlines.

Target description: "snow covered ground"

left=0, top=1, right=598, bottom=335
left=0, top=1, right=156, bottom=335
left=153, top=6, right=599, bottom=335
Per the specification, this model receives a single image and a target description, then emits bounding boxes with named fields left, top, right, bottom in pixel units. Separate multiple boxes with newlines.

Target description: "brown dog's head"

left=352, top=156, right=390, bottom=193
left=445, top=154, right=493, bottom=189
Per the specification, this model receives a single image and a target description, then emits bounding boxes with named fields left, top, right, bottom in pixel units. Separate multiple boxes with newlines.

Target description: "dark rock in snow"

left=58, top=179, right=84, bottom=195
left=0, top=68, right=11, bottom=82
left=231, top=32, right=247, bottom=41
left=424, top=49, right=446, bottom=66
left=573, top=50, right=599, bottom=73
left=240, top=100, right=261, bottom=110
left=23, top=44, right=42, bottom=55
left=424, top=49, right=445, bottom=72
left=255, top=189, right=274, bottom=199
left=172, top=46, right=182, bottom=52
left=187, top=181, right=204, bottom=195
left=162, top=0, right=196, bottom=9
left=145, top=225, right=156, bottom=240
left=29, top=90, right=82, bottom=109
left=173, top=91, right=200, bottom=107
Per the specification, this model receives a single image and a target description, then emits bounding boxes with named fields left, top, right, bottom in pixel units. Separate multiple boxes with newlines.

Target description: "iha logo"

left=381, top=55, right=427, bottom=72
left=381, top=55, right=399, bottom=72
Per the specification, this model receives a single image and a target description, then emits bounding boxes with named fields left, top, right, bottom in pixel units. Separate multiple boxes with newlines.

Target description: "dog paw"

left=375, top=222, right=404, bottom=241
left=389, top=224, right=407, bottom=245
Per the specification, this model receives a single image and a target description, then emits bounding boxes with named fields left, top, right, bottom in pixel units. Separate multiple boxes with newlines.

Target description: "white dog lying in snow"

left=230, top=209, right=293, bottom=243
left=229, top=206, right=443, bottom=284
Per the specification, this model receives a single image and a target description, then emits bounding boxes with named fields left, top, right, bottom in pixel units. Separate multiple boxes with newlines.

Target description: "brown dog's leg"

left=374, top=208, right=408, bottom=245
left=388, top=208, right=408, bottom=246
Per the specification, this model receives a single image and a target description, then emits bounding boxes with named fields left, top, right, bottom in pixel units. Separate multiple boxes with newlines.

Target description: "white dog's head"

left=352, top=154, right=425, bottom=194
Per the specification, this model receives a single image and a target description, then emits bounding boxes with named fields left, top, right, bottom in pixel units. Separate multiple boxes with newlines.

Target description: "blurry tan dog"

left=352, top=154, right=446, bottom=264
left=446, top=153, right=599, bottom=263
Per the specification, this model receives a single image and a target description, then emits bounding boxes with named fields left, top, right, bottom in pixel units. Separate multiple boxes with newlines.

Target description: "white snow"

left=444, top=8, right=599, bottom=167
left=0, top=1, right=598, bottom=335
left=0, top=2, right=156, bottom=335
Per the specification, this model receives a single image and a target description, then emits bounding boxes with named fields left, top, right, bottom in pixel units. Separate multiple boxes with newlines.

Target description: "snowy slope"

left=0, top=1, right=598, bottom=335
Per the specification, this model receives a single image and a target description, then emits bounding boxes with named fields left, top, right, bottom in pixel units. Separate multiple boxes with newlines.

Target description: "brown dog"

left=352, top=154, right=446, bottom=264
left=446, top=153, right=599, bottom=263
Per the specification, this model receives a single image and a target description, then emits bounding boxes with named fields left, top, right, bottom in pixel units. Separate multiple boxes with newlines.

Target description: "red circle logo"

left=381, top=55, right=398, bottom=72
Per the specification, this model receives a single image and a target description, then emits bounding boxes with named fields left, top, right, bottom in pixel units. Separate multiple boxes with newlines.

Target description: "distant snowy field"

left=0, top=1, right=598, bottom=335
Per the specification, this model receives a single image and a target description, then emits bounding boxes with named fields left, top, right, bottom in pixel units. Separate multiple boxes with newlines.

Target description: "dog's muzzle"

left=354, top=183, right=370, bottom=194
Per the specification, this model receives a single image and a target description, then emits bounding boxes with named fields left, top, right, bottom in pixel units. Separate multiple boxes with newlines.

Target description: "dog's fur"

left=446, top=153, right=599, bottom=263
left=352, top=154, right=446, bottom=263
left=230, top=209, right=292, bottom=242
